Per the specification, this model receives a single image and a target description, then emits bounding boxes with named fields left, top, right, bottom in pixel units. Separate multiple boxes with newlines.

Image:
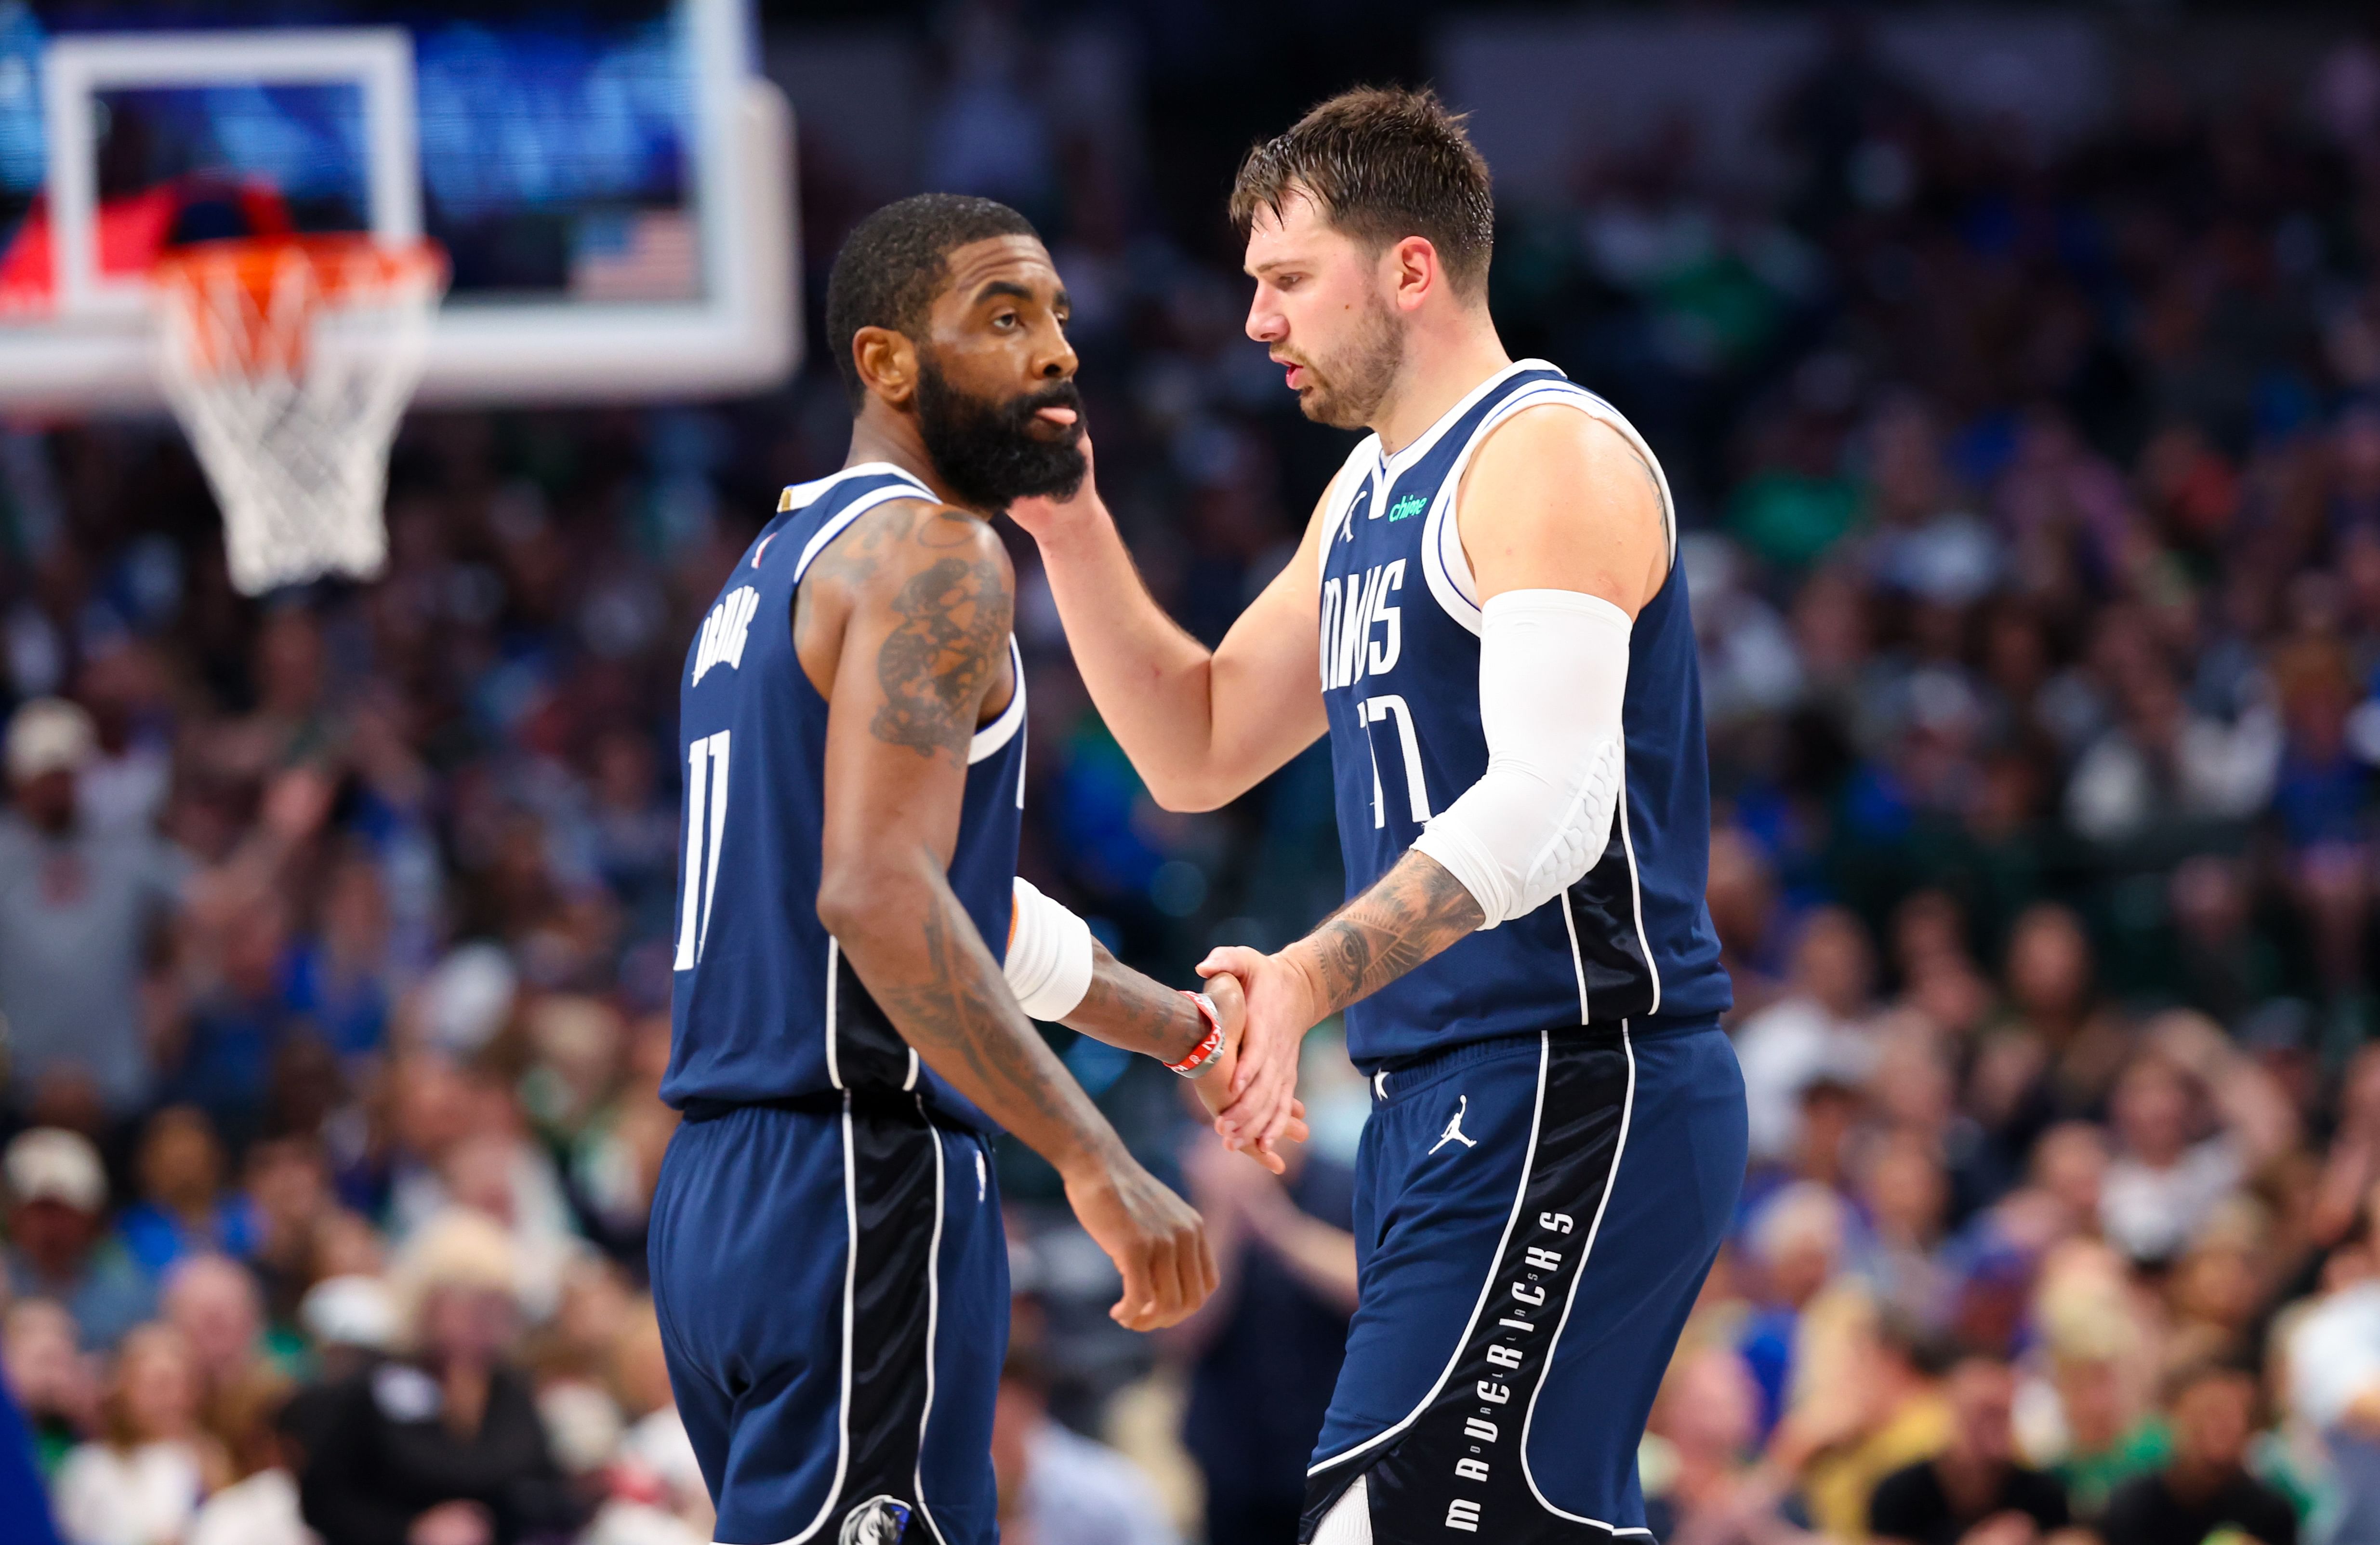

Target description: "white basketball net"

left=153, top=241, right=446, bottom=597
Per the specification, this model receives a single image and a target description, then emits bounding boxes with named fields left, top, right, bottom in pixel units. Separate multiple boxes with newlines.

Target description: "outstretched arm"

left=1005, top=879, right=1309, bottom=1169
left=1007, top=435, right=1333, bottom=812
left=814, top=498, right=1213, bottom=1329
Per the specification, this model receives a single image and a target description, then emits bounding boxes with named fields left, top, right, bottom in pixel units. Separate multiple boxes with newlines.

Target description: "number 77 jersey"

left=660, top=463, right=1029, bottom=1131
left=1315, top=361, right=1730, bottom=1070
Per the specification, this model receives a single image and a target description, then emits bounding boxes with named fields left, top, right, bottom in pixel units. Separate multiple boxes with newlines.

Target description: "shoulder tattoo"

left=870, top=552, right=1011, bottom=765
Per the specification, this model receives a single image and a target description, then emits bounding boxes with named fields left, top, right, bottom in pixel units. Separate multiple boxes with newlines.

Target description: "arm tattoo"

left=870, top=879, right=1091, bottom=1138
left=870, top=554, right=1010, bottom=764
left=1300, top=851, right=1485, bottom=1017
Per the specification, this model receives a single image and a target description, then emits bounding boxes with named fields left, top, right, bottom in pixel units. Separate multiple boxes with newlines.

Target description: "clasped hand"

left=1193, top=945, right=1320, bottom=1171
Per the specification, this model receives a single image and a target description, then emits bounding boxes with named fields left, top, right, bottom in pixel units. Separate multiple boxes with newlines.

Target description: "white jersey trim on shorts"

left=766, top=1098, right=862, bottom=1545
left=1521, top=1022, right=1643, bottom=1527
left=1306, top=1032, right=1552, bottom=1477
left=910, top=1105, right=952, bottom=1545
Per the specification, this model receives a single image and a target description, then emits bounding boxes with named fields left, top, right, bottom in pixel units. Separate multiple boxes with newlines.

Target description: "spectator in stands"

left=1738, top=1183, right=1852, bottom=1435
left=3, top=1129, right=155, bottom=1351
left=187, top=1380, right=313, bottom=1545
left=1780, top=1310, right=1951, bottom=1543
left=244, top=1134, right=340, bottom=1329
left=3, top=1299, right=98, bottom=1478
left=2044, top=1348, right=2167, bottom=1525
left=51, top=1322, right=225, bottom=1545
left=2100, top=1362, right=2297, bottom=1545
left=1643, top=1344, right=1808, bottom=1545
left=1868, top=1356, right=2070, bottom=1545
left=162, top=1252, right=281, bottom=1447
left=1994, top=905, right=2125, bottom=1122
left=116, top=1105, right=256, bottom=1278
left=1734, top=909, right=1878, bottom=1166
left=281, top=848, right=395, bottom=1067
left=991, top=1347, right=1180, bottom=1545
left=0, top=698, right=188, bottom=1119
left=2100, top=1018, right=2295, bottom=1266
left=1174, top=1129, right=1357, bottom=1544
left=298, top=1208, right=580, bottom=1545
left=159, top=893, right=302, bottom=1147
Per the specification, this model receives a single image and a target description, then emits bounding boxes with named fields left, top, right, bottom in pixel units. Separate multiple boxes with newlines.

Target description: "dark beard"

left=915, top=359, right=1088, bottom=511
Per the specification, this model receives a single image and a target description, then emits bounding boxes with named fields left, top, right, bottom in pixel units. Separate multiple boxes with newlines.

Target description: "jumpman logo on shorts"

left=1429, top=1095, right=1479, bottom=1154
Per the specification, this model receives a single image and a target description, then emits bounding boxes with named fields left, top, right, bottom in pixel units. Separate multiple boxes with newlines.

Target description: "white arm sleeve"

left=1005, top=877, right=1095, bottom=1020
left=1410, top=590, right=1631, bottom=928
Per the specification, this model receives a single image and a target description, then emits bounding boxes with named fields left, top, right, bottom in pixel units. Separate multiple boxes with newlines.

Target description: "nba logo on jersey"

left=839, top=1496, right=912, bottom=1544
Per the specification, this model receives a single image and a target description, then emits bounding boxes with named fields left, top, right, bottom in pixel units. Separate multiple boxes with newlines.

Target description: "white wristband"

left=1005, top=877, right=1094, bottom=1020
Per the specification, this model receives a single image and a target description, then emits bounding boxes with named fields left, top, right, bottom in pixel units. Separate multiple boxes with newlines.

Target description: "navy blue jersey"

left=1317, top=361, right=1729, bottom=1069
left=661, top=463, right=1027, bottom=1132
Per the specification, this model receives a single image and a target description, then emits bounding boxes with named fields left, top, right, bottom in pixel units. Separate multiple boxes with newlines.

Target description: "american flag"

left=570, top=209, right=699, bottom=303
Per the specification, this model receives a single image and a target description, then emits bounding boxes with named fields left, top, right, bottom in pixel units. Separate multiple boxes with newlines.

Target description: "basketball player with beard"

left=1010, top=93, right=1747, bottom=1542
left=652, top=195, right=1296, bottom=1545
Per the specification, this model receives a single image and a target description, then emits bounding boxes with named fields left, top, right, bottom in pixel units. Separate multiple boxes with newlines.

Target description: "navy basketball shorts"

left=649, top=1095, right=1006, bottom=1545
left=1303, top=1021, right=1746, bottom=1544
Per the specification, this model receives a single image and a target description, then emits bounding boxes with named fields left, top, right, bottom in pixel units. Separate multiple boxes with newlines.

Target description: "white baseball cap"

left=5, top=698, right=95, bottom=785
left=4, top=1127, right=107, bottom=1213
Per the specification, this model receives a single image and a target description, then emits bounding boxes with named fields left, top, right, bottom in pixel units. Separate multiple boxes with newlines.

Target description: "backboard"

left=0, top=0, right=797, bottom=411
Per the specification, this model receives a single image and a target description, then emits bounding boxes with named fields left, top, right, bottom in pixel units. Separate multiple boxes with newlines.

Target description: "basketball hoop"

left=152, top=235, right=447, bottom=596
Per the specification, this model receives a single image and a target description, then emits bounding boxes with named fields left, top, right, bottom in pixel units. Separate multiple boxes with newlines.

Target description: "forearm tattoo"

left=1301, top=851, right=1485, bottom=1017
left=871, top=881, right=1093, bottom=1141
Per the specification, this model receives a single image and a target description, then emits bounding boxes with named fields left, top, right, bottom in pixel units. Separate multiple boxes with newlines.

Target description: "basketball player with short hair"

left=1009, top=91, right=1749, bottom=1542
left=653, top=193, right=1294, bottom=1545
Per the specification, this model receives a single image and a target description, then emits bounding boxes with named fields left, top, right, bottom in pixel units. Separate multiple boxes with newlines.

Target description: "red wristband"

left=1165, top=992, right=1226, bottom=1079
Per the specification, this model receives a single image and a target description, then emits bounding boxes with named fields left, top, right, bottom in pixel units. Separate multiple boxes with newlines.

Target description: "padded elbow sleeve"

left=1005, top=877, right=1094, bottom=1020
left=1411, top=590, right=1631, bottom=927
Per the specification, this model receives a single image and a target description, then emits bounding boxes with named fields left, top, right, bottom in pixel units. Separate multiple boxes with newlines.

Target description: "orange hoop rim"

left=151, top=235, right=448, bottom=379
left=151, top=233, right=449, bottom=301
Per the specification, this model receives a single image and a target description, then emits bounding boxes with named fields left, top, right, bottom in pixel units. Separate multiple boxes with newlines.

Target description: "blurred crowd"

left=12, top=6, right=2380, bottom=1545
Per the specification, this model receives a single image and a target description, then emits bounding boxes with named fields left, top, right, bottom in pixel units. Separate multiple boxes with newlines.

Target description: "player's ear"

left=852, top=326, right=920, bottom=408
left=1387, top=234, right=1438, bottom=314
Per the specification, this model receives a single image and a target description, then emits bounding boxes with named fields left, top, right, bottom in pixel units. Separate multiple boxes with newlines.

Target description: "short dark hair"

left=1229, top=86, right=1494, bottom=296
left=823, top=193, right=1041, bottom=407
left=2161, top=1355, right=2258, bottom=1411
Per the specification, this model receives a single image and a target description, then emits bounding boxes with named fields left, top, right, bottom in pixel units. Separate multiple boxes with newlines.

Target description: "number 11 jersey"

left=660, top=464, right=1027, bottom=1131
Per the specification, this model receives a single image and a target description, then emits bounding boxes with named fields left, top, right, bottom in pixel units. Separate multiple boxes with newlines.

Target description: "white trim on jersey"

left=1416, top=370, right=1679, bottom=640
left=1616, top=775, right=1662, bottom=1015
left=1520, top=1023, right=1642, bottom=1529
left=1308, top=1033, right=1551, bottom=1477
left=1560, top=893, right=1592, bottom=1026
left=777, top=461, right=932, bottom=521
left=968, top=638, right=1028, bottom=765
left=910, top=1109, right=952, bottom=1545
left=770, top=1097, right=861, bottom=1545
left=790, top=467, right=939, bottom=581
left=824, top=937, right=843, bottom=1090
